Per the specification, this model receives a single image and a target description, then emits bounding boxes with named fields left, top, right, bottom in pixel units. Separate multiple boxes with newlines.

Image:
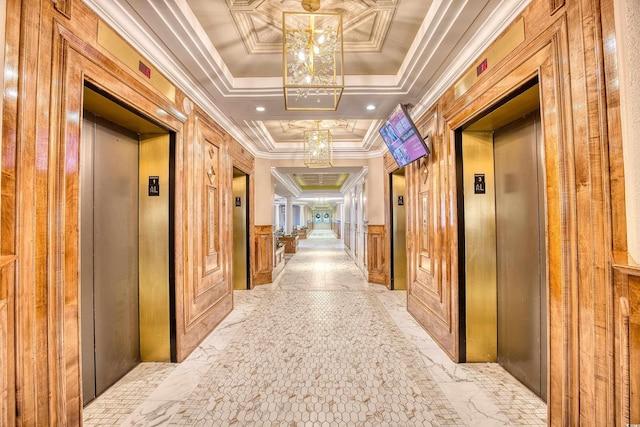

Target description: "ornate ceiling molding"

left=226, top=0, right=397, bottom=55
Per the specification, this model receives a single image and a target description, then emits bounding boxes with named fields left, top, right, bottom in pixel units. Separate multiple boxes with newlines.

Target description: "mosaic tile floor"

left=83, top=233, right=547, bottom=426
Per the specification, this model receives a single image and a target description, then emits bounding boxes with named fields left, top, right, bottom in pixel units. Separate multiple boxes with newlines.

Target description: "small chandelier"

left=304, top=121, right=333, bottom=168
left=283, top=0, right=344, bottom=111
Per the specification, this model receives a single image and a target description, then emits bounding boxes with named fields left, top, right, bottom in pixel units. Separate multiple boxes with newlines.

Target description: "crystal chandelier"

left=283, top=0, right=344, bottom=111
left=304, top=121, right=333, bottom=168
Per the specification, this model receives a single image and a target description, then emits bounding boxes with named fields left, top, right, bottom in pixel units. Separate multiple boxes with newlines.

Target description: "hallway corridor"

left=83, top=232, right=547, bottom=426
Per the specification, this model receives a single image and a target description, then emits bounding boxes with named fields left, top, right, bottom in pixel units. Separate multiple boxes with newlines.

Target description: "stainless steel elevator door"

left=494, top=110, right=547, bottom=401
left=81, top=113, right=140, bottom=404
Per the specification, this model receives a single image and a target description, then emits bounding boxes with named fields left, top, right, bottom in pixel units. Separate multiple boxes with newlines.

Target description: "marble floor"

left=83, top=230, right=547, bottom=426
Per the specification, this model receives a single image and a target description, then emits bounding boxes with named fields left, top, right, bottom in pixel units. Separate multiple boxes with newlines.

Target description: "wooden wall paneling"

left=52, top=0, right=72, bottom=19
left=1, top=0, right=19, bottom=424
left=178, top=111, right=232, bottom=359
left=406, top=110, right=459, bottom=360
left=599, top=0, right=628, bottom=253
left=9, top=0, right=54, bottom=423
left=550, top=0, right=566, bottom=15
left=600, top=0, right=630, bottom=420
left=565, top=0, right=614, bottom=424
left=630, top=276, right=640, bottom=423
left=612, top=254, right=640, bottom=424
left=366, top=225, right=385, bottom=285
left=0, top=258, right=16, bottom=427
left=253, top=225, right=274, bottom=285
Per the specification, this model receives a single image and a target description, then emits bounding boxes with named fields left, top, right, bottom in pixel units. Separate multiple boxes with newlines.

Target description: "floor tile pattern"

left=83, top=233, right=547, bottom=426
left=83, top=363, right=176, bottom=426
left=169, top=289, right=463, bottom=426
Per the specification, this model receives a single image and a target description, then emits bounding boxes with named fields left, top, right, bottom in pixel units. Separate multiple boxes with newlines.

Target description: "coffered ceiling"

left=83, top=0, right=531, bottom=199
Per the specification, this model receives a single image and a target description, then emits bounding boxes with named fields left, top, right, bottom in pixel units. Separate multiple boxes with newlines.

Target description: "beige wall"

left=254, top=157, right=274, bottom=225
left=366, top=156, right=385, bottom=224
left=615, top=0, right=640, bottom=261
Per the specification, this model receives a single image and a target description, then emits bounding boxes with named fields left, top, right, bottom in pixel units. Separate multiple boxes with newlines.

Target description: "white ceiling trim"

left=340, top=167, right=369, bottom=195
left=82, top=0, right=265, bottom=157
left=271, top=167, right=302, bottom=197
left=412, top=0, right=534, bottom=118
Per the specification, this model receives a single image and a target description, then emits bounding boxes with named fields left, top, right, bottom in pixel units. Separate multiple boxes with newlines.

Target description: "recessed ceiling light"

left=366, top=104, right=376, bottom=111
left=256, top=106, right=266, bottom=112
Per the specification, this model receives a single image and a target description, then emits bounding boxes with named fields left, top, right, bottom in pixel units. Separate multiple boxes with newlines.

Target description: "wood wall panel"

left=613, top=254, right=640, bottom=425
left=367, top=225, right=386, bottom=285
left=406, top=111, right=457, bottom=359
left=253, top=225, right=274, bottom=286
left=0, top=258, right=15, bottom=427
left=0, top=298, right=6, bottom=426
left=201, top=137, right=222, bottom=278
left=630, top=276, right=640, bottom=424
left=179, top=112, right=233, bottom=359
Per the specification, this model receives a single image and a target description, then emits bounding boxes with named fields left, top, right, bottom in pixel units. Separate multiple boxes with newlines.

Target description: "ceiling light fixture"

left=366, top=104, right=376, bottom=111
left=283, top=0, right=344, bottom=111
left=303, top=120, right=333, bottom=168
left=256, top=106, right=266, bottom=112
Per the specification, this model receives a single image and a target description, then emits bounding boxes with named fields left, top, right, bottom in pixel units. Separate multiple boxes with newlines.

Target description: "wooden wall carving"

left=367, top=225, right=386, bottom=285
left=178, top=113, right=233, bottom=358
left=253, top=225, right=274, bottom=285
left=406, top=113, right=456, bottom=357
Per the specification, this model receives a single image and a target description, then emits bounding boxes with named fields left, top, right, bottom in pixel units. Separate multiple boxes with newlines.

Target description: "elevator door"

left=233, top=168, right=249, bottom=290
left=81, top=113, right=140, bottom=404
left=391, top=169, right=407, bottom=290
left=494, top=110, right=547, bottom=401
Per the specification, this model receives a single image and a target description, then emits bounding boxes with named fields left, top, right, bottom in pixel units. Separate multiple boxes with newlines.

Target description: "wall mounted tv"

left=378, top=104, right=430, bottom=168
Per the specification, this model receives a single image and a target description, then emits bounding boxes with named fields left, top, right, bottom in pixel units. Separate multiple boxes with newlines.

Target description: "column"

left=285, top=197, right=293, bottom=234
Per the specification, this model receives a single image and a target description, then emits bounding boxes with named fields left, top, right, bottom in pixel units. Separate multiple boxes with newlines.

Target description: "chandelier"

left=282, top=0, right=344, bottom=111
left=304, top=121, right=333, bottom=168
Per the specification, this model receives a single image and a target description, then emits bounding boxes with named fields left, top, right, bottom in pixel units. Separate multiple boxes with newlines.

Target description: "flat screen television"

left=378, top=104, right=430, bottom=168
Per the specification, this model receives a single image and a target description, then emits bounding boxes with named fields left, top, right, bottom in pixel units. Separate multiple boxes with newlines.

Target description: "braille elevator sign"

left=149, top=176, right=160, bottom=196
left=474, top=174, right=486, bottom=194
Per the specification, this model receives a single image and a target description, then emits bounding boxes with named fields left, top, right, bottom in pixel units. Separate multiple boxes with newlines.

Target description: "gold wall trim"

left=97, top=20, right=176, bottom=102
left=454, top=18, right=525, bottom=99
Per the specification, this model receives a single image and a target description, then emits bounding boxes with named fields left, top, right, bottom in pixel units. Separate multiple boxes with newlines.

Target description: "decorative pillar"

left=285, top=197, right=293, bottom=234
left=274, top=204, right=281, bottom=231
